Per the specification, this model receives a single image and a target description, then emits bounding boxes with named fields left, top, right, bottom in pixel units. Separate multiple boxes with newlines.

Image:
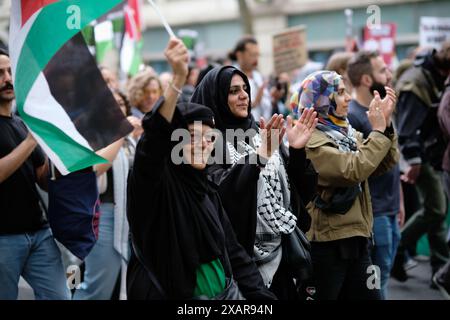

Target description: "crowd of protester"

left=1, top=34, right=450, bottom=301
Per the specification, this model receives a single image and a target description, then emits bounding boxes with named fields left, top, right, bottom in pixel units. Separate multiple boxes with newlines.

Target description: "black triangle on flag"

left=43, top=32, right=133, bottom=151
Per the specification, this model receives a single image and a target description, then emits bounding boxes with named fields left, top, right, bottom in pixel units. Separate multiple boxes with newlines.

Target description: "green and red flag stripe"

left=120, top=0, right=143, bottom=76
left=10, top=0, right=132, bottom=175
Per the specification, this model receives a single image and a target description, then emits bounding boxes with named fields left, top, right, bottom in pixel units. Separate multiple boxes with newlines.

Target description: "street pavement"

left=18, top=259, right=445, bottom=300
left=388, top=259, right=444, bottom=300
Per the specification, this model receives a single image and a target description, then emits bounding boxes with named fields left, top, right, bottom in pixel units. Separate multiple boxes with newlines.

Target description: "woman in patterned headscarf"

left=292, top=70, right=399, bottom=300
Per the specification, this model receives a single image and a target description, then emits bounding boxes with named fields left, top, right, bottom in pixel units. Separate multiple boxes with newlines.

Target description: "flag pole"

left=147, top=0, right=176, bottom=38
left=50, top=162, right=56, bottom=180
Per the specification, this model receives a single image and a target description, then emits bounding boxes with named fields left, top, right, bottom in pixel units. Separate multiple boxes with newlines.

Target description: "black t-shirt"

left=99, top=169, right=114, bottom=203
left=0, top=114, right=47, bottom=234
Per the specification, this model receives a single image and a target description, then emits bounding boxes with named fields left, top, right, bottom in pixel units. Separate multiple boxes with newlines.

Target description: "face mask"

left=369, top=76, right=387, bottom=98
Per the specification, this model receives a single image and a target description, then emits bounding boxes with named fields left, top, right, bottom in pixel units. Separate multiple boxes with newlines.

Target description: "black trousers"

left=311, top=237, right=381, bottom=300
left=269, top=256, right=300, bottom=300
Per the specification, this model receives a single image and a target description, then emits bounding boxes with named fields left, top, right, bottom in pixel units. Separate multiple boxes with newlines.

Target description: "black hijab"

left=128, top=101, right=228, bottom=299
left=174, top=102, right=216, bottom=199
left=191, top=66, right=257, bottom=132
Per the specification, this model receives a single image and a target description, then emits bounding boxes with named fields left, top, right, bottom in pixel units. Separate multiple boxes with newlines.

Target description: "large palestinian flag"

left=9, top=0, right=133, bottom=175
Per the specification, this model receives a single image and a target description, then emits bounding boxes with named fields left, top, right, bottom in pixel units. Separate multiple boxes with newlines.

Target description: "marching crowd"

left=1, top=34, right=450, bottom=300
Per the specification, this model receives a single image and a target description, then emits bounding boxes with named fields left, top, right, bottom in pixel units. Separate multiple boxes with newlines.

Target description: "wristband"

left=169, top=81, right=182, bottom=95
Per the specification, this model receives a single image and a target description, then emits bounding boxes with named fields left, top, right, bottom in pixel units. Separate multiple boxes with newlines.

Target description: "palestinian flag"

left=94, top=20, right=114, bottom=64
left=120, top=0, right=143, bottom=76
left=92, top=3, right=125, bottom=64
left=9, top=0, right=133, bottom=175
left=80, top=5, right=124, bottom=64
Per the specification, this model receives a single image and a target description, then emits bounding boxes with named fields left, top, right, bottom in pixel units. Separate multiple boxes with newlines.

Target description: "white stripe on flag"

left=9, top=5, right=41, bottom=77
left=120, top=33, right=134, bottom=73
left=94, top=20, right=114, bottom=43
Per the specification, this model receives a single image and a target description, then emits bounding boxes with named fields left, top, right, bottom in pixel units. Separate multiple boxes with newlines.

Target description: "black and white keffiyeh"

left=227, top=134, right=297, bottom=287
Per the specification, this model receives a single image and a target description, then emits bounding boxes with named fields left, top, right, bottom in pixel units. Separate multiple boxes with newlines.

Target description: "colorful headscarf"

left=290, top=70, right=349, bottom=135
left=290, top=70, right=357, bottom=152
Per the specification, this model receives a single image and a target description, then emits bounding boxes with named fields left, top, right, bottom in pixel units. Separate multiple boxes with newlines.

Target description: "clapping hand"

left=257, top=114, right=285, bottom=160
left=380, top=87, right=396, bottom=126
left=286, top=108, right=318, bottom=149
left=368, top=90, right=387, bottom=132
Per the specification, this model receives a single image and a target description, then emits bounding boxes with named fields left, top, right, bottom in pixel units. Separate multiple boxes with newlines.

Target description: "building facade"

left=1, top=0, right=449, bottom=75
left=140, top=0, right=450, bottom=75
left=0, top=0, right=10, bottom=50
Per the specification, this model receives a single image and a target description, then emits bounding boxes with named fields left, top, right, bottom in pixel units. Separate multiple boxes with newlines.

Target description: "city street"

left=18, top=259, right=445, bottom=300
left=388, top=259, right=444, bottom=300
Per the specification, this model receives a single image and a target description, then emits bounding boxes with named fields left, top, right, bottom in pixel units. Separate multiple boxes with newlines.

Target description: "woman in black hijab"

left=191, top=66, right=318, bottom=299
left=126, top=38, right=275, bottom=300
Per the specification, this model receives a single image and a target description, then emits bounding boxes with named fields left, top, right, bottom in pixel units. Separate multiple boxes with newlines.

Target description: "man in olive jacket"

left=394, top=42, right=450, bottom=282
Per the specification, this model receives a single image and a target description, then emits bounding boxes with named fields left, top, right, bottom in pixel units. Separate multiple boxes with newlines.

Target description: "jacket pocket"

left=306, top=202, right=330, bottom=240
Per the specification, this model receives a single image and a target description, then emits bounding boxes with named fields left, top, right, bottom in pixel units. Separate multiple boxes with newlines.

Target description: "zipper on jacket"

left=370, top=231, right=375, bottom=248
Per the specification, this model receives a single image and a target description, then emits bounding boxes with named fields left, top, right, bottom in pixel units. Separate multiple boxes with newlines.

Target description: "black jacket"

left=395, top=50, right=447, bottom=169
left=126, top=101, right=276, bottom=300
left=207, top=143, right=316, bottom=257
left=191, top=66, right=316, bottom=257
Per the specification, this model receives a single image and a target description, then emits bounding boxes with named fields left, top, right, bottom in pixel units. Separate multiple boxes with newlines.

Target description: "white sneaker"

left=404, top=258, right=419, bottom=271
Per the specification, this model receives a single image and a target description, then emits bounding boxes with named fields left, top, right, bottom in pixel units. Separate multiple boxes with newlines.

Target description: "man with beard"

left=0, top=48, right=70, bottom=299
left=346, top=51, right=403, bottom=299
left=393, top=41, right=450, bottom=286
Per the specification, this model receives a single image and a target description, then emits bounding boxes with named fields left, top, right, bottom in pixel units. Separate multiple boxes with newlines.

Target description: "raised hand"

left=164, top=37, right=189, bottom=80
left=159, top=37, right=189, bottom=122
left=257, top=114, right=285, bottom=160
left=380, top=86, right=396, bottom=125
left=286, top=108, right=318, bottom=149
left=368, top=90, right=387, bottom=132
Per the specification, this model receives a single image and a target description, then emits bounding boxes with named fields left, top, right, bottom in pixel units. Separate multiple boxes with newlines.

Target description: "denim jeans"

left=72, top=203, right=122, bottom=300
left=371, top=215, right=401, bottom=299
left=0, top=228, right=70, bottom=300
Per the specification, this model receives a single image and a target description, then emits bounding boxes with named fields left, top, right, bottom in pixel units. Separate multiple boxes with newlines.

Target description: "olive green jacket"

left=305, top=128, right=399, bottom=242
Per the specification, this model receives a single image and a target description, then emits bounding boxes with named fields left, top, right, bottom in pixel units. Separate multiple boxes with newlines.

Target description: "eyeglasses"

left=190, top=132, right=216, bottom=145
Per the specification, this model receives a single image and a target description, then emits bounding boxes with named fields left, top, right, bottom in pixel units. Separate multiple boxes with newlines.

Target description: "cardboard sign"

left=420, top=17, right=450, bottom=50
left=273, top=26, right=307, bottom=75
left=363, top=23, right=397, bottom=68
